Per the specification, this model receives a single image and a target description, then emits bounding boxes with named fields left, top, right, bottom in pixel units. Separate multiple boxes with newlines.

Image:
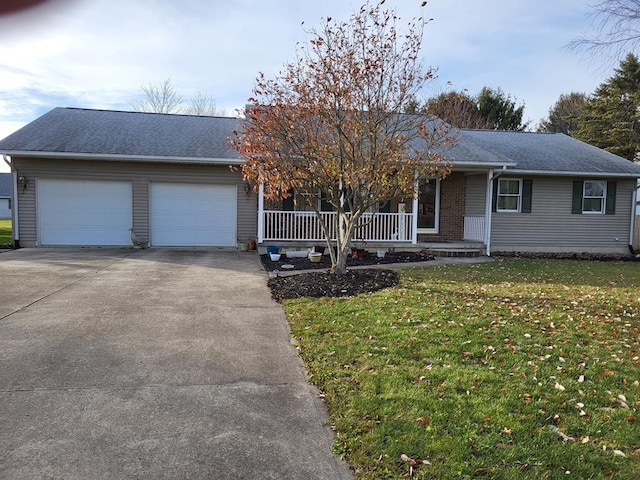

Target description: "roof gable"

left=0, top=107, right=244, bottom=163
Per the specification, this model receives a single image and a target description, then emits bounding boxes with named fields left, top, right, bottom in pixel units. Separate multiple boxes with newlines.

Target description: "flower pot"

left=248, top=239, right=257, bottom=251
left=269, top=253, right=281, bottom=261
left=308, top=252, right=322, bottom=263
left=351, top=248, right=365, bottom=260
left=376, top=250, right=386, bottom=258
left=266, top=245, right=280, bottom=255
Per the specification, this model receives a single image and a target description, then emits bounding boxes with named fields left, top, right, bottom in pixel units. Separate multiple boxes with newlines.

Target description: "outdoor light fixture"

left=18, top=175, right=27, bottom=192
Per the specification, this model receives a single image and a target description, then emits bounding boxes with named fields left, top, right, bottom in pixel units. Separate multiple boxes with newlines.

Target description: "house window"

left=496, top=179, right=522, bottom=212
left=572, top=180, right=616, bottom=215
left=582, top=181, right=605, bottom=214
left=417, top=179, right=440, bottom=231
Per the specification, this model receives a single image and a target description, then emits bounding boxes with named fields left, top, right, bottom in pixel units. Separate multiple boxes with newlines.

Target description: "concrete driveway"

left=0, top=248, right=352, bottom=479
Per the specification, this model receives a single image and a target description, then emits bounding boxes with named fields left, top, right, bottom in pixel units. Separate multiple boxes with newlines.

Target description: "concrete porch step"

left=425, top=248, right=484, bottom=258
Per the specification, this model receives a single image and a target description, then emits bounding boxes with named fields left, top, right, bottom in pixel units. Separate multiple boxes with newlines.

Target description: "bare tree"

left=130, top=78, right=223, bottom=116
left=130, top=78, right=184, bottom=114
left=188, top=91, right=224, bottom=116
left=569, top=0, right=640, bottom=61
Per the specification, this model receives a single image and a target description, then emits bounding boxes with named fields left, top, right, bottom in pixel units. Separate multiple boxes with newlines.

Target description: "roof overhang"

left=450, top=160, right=517, bottom=169
left=0, top=150, right=245, bottom=165
left=504, top=169, right=640, bottom=179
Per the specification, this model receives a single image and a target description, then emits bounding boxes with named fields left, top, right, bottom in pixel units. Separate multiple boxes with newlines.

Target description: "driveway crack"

left=0, top=250, right=140, bottom=322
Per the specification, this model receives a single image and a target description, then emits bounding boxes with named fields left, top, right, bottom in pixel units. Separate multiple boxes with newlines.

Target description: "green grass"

left=0, top=218, right=11, bottom=246
left=284, top=259, right=640, bottom=479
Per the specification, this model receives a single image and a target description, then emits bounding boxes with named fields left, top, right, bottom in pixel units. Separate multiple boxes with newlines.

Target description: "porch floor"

left=257, top=240, right=486, bottom=257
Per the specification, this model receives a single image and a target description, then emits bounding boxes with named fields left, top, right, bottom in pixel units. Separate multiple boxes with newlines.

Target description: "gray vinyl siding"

left=465, top=173, right=487, bottom=215
left=12, top=157, right=257, bottom=247
left=491, top=176, right=635, bottom=253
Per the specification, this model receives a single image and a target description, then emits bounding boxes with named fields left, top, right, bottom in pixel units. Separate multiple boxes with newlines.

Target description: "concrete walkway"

left=0, top=249, right=352, bottom=479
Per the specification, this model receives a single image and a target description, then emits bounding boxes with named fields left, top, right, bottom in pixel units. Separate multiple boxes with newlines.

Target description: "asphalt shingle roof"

left=0, top=107, right=244, bottom=162
left=0, top=173, right=10, bottom=197
left=0, top=108, right=639, bottom=177
left=458, top=130, right=640, bottom=176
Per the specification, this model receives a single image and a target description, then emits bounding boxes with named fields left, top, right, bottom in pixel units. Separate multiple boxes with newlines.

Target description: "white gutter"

left=485, top=166, right=508, bottom=256
left=0, top=150, right=245, bottom=165
left=630, top=180, right=639, bottom=253
left=504, top=169, right=640, bottom=178
left=3, top=155, right=18, bottom=245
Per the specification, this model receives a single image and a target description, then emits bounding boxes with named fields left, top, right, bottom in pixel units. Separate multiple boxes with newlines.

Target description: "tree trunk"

left=330, top=211, right=355, bottom=274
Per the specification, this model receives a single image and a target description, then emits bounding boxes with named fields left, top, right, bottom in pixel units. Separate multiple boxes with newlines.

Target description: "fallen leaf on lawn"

left=548, top=424, right=575, bottom=442
left=555, top=382, right=566, bottom=391
left=613, top=450, right=626, bottom=457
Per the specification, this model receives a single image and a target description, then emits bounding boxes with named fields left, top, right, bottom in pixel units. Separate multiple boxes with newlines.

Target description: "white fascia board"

left=0, top=150, right=245, bottom=165
left=505, top=169, right=640, bottom=178
left=450, top=161, right=517, bottom=169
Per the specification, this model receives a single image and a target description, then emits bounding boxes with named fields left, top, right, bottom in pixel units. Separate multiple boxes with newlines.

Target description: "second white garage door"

left=150, top=183, right=237, bottom=247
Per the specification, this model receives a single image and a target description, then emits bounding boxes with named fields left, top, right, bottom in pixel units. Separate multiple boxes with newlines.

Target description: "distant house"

left=1, top=107, right=639, bottom=255
left=0, top=173, right=11, bottom=219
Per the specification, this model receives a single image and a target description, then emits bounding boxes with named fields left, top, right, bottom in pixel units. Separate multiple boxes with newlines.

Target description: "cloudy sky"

left=0, top=0, right=616, bottom=173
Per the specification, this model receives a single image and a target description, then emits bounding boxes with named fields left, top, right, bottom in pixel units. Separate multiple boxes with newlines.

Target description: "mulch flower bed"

left=262, top=250, right=434, bottom=302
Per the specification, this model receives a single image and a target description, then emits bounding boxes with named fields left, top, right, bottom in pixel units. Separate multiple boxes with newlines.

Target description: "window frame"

left=582, top=180, right=606, bottom=215
left=496, top=178, right=523, bottom=213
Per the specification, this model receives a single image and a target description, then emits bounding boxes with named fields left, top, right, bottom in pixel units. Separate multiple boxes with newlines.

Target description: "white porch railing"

left=262, top=211, right=414, bottom=242
left=463, top=215, right=485, bottom=242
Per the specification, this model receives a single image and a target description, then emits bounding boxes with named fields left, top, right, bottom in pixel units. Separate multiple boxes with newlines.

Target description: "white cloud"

left=0, top=0, right=612, bottom=143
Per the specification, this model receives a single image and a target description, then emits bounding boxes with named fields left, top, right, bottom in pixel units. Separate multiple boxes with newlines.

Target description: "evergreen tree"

left=423, top=87, right=528, bottom=131
left=575, top=53, right=640, bottom=160
left=538, top=92, right=588, bottom=135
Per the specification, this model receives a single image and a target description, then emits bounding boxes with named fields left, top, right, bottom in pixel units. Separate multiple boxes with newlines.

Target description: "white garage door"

left=150, top=183, right=237, bottom=247
left=37, top=179, right=132, bottom=246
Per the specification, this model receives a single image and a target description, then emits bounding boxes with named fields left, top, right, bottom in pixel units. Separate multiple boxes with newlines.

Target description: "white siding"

left=464, top=173, right=487, bottom=216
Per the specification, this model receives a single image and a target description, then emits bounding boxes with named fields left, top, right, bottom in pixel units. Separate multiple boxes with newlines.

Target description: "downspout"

left=257, top=183, right=264, bottom=244
left=485, top=166, right=507, bottom=256
left=411, top=177, right=419, bottom=244
left=629, top=179, right=639, bottom=257
left=2, top=155, right=18, bottom=248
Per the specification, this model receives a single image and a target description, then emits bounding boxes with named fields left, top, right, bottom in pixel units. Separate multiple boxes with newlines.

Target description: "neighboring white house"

left=0, top=173, right=11, bottom=219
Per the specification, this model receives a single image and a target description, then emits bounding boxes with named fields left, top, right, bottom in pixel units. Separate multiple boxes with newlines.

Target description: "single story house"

left=0, top=173, right=11, bottom=219
left=1, top=107, right=639, bottom=255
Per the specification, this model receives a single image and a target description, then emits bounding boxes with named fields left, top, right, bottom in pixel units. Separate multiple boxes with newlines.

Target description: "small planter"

left=308, top=252, right=322, bottom=263
left=351, top=248, right=365, bottom=260
left=286, top=250, right=309, bottom=258
left=269, top=253, right=281, bottom=261
left=266, top=245, right=280, bottom=255
left=376, top=250, right=386, bottom=258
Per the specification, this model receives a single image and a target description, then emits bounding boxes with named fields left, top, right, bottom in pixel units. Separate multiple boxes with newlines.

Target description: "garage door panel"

left=37, top=179, right=132, bottom=246
left=150, top=183, right=237, bottom=247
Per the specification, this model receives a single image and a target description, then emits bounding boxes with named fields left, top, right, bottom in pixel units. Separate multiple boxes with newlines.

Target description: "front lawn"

left=284, top=259, right=640, bottom=479
left=0, top=218, right=11, bottom=246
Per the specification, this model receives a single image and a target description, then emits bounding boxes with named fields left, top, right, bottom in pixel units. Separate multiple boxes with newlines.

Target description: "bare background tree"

left=569, top=0, right=640, bottom=61
left=130, top=77, right=224, bottom=115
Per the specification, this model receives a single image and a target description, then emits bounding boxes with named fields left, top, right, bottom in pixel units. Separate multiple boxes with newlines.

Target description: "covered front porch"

left=256, top=171, right=491, bottom=252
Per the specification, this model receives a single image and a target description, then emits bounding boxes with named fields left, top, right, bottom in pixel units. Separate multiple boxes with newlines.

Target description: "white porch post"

left=257, top=184, right=264, bottom=244
left=412, top=179, right=419, bottom=244
left=485, top=170, right=494, bottom=256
